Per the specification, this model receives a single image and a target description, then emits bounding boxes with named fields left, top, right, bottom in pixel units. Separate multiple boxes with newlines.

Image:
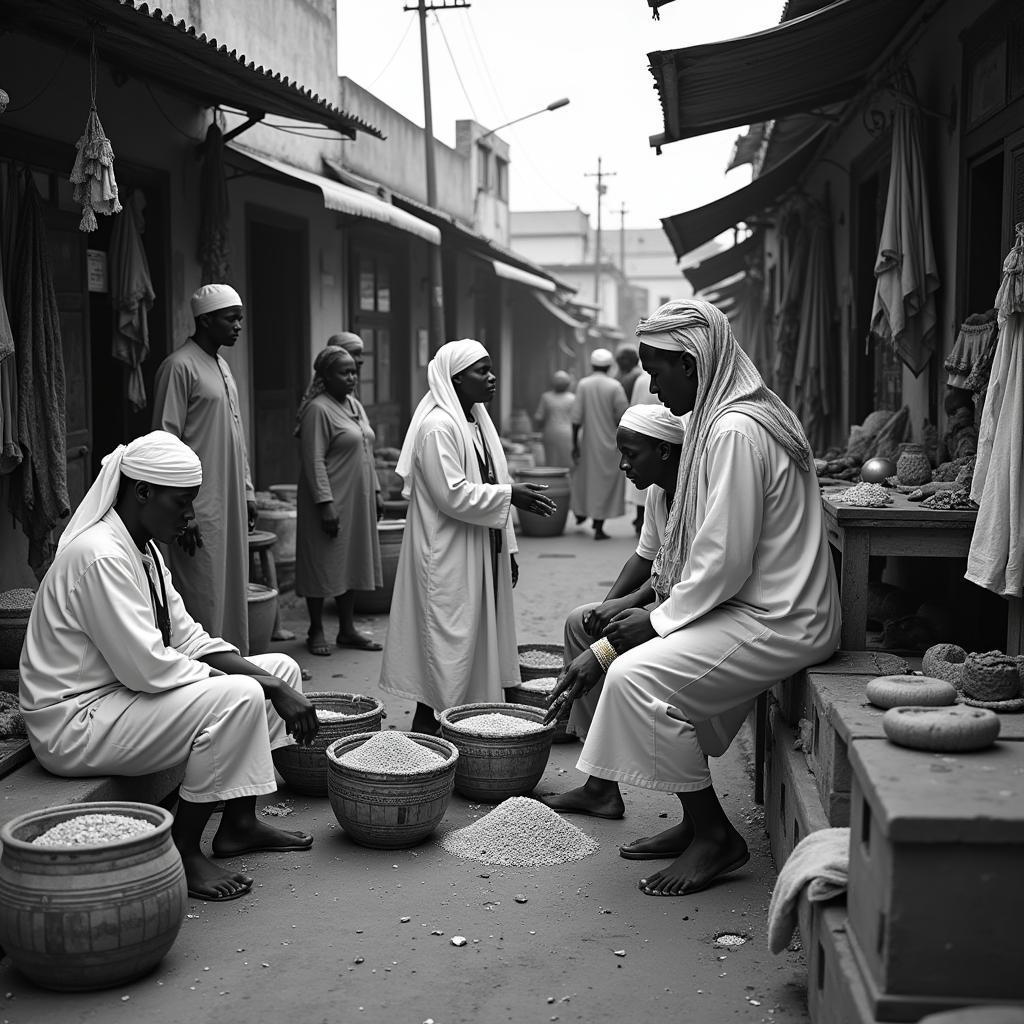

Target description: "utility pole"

left=584, top=156, right=615, bottom=308
left=405, top=0, right=469, bottom=349
left=617, top=202, right=629, bottom=273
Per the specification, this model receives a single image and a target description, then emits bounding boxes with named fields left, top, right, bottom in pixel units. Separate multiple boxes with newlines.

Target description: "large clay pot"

left=354, top=520, right=405, bottom=614
left=515, top=466, right=571, bottom=538
left=896, top=443, right=931, bottom=486
left=247, top=582, right=278, bottom=655
left=0, top=802, right=186, bottom=991
left=255, top=506, right=297, bottom=565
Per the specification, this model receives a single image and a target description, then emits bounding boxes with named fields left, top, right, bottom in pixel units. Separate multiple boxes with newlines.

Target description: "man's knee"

left=565, top=602, right=598, bottom=655
left=246, top=652, right=302, bottom=690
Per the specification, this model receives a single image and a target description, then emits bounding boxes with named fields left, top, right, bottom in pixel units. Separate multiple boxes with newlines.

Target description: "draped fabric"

left=772, top=206, right=809, bottom=402
left=869, top=89, right=940, bottom=376
left=197, top=122, right=231, bottom=285
left=110, top=193, right=155, bottom=412
left=8, top=171, right=69, bottom=577
left=0, top=175, right=19, bottom=475
left=967, top=224, right=1024, bottom=599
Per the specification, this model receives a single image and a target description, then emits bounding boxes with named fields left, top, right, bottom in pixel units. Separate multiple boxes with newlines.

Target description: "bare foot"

left=181, top=851, right=253, bottom=901
left=619, top=818, right=694, bottom=860
left=306, top=630, right=331, bottom=657
left=638, top=828, right=749, bottom=896
left=211, top=820, right=314, bottom=858
left=539, top=784, right=625, bottom=820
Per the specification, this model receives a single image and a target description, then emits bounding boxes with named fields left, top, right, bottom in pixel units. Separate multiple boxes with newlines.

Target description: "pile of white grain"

left=519, top=649, right=563, bottom=670
left=316, top=708, right=356, bottom=722
left=337, top=731, right=445, bottom=774
left=438, top=796, right=599, bottom=866
left=448, top=713, right=546, bottom=737
left=31, top=813, right=156, bottom=847
left=831, top=482, right=892, bottom=507
left=516, top=675, right=558, bottom=694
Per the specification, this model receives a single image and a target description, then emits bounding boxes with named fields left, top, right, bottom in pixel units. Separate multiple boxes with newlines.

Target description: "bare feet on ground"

left=211, top=820, right=314, bottom=858
left=540, top=784, right=625, bottom=819
left=638, top=827, right=749, bottom=896
left=619, top=817, right=694, bottom=859
left=180, top=852, right=253, bottom=901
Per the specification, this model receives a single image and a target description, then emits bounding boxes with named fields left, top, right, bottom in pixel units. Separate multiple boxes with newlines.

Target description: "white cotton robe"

left=379, top=408, right=520, bottom=711
left=572, top=373, right=629, bottom=520
left=19, top=510, right=303, bottom=803
left=578, top=413, right=841, bottom=791
left=153, top=339, right=254, bottom=653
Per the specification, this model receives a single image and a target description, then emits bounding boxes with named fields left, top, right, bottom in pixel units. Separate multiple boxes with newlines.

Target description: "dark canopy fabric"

left=684, top=233, right=761, bottom=293
left=647, top=0, right=922, bottom=147
left=661, top=128, right=825, bottom=259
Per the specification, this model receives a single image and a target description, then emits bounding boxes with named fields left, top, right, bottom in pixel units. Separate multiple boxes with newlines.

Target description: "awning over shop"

left=4, top=0, right=382, bottom=138
left=661, top=128, right=825, bottom=259
left=532, top=292, right=587, bottom=328
left=491, top=258, right=556, bottom=293
left=684, top=233, right=761, bottom=293
left=647, top=0, right=922, bottom=147
left=726, top=125, right=766, bottom=173
left=229, top=146, right=440, bottom=245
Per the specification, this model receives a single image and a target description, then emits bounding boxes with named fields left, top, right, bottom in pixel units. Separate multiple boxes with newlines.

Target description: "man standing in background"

left=571, top=349, right=628, bottom=540
left=153, top=283, right=255, bottom=654
left=615, top=344, right=641, bottom=402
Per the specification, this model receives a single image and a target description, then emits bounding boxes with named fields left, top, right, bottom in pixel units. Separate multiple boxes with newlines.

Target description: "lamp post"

left=476, top=98, right=570, bottom=143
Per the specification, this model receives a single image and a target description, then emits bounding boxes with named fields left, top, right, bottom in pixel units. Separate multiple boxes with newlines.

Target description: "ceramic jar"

left=896, top=443, right=931, bottom=487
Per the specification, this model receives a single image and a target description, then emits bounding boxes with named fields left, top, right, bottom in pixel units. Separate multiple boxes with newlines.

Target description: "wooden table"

left=821, top=491, right=978, bottom=651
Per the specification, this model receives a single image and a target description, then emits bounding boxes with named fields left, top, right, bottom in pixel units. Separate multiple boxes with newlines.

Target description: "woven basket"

left=517, top=643, right=564, bottom=681
left=0, top=590, right=34, bottom=671
left=273, top=692, right=385, bottom=796
left=505, top=676, right=572, bottom=743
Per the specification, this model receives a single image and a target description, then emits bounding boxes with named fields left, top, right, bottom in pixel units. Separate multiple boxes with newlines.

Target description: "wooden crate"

left=847, top=740, right=1024, bottom=1020
left=764, top=702, right=830, bottom=870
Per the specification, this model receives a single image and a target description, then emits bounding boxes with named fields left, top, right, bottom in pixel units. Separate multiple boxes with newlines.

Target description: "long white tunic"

left=571, top=373, right=628, bottom=520
left=379, top=408, right=520, bottom=711
left=152, top=340, right=254, bottom=653
left=578, top=413, right=841, bottom=790
left=19, top=510, right=302, bottom=802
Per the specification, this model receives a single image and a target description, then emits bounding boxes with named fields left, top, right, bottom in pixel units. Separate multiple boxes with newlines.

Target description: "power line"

left=365, top=17, right=415, bottom=89
left=432, top=11, right=477, bottom=121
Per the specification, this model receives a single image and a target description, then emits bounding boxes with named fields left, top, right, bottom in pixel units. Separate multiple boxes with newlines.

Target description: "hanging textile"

left=869, top=84, right=940, bottom=376
left=110, top=192, right=154, bottom=411
left=69, top=38, right=122, bottom=232
left=0, top=217, right=19, bottom=475
left=792, top=203, right=837, bottom=453
left=945, top=310, right=998, bottom=390
left=966, top=224, right=1024, bottom=599
left=0, top=163, right=20, bottom=309
left=771, top=204, right=809, bottom=404
left=9, top=171, right=70, bottom=577
left=197, top=121, right=231, bottom=284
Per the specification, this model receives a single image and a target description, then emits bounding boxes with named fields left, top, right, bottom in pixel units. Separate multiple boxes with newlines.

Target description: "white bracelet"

left=589, top=636, right=619, bottom=672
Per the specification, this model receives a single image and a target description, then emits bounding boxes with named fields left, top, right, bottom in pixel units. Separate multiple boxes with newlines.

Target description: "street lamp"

left=477, top=98, right=570, bottom=142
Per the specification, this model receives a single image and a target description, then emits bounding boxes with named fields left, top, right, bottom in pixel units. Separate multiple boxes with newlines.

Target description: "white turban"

left=191, top=284, right=243, bottom=317
left=590, top=348, right=613, bottom=368
left=58, top=431, right=203, bottom=553
left=619, top=405, right=686, bottom=446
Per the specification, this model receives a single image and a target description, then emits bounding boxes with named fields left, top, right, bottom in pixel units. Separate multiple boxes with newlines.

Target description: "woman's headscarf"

left=294, top=345, right=354, bottom=436
left=329, top=331, right=364, bottom=355
left=395, top=339, right=509, bottom=500
left=635, top=299, right=811, bottom=599
left=58, top=430, right=202, bottom=553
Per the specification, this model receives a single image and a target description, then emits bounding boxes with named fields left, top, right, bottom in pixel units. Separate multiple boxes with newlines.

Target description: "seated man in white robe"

left=545, top=405, right=684, bottom=751
left=543, top=300, right=840, bottom=897
left=20, top=431, right=319, bottom=903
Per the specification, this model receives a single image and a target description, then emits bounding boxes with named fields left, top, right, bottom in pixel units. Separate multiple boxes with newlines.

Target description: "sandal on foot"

left=337, top=635, right=382, bottom=651
left=306, top=634, right=332, bottom=657
left=638, top=851, right=750, bottom=896
left=188, top=881, right=252, bottom=902
left=618, top=843, right=685, bottom=861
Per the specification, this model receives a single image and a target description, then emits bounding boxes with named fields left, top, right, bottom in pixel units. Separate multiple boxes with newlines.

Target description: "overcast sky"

left=338, top=1, right=782, bottom=229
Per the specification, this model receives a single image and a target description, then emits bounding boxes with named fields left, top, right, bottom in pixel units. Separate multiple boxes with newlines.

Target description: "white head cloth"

left=635, top=299, right=811, bottom=598
left=395, top=339, right=510, bottom=500
left=57, top=431, right=203, bottom=553
left=590, top=348, right=613, bottom=368
left=191, top=284, right=243, bottom=317
left=618, top=404, right=685, bottom=446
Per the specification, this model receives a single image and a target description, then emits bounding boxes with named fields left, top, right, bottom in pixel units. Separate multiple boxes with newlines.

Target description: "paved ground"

left=0, top=515, right=810, bottom=1024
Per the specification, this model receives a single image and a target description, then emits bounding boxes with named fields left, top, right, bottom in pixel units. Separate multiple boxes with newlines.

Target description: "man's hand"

left=319, top=503, right=339, bottom=538
left=543, top=649, right=604, bottom=725
left=511, top=553, right=519, bottom=588
left=176, top=523, right=203, bottom=556
left=603, top=607, right=657, bottom=653
left=268, top=682, right=319, bottom=746
left=247, top=500, right=258, bottom=533
left=583, top=597, right=632, bottom=638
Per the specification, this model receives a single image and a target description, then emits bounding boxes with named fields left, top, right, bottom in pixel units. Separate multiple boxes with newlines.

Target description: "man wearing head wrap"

left=544, top=300, right=840, bottom=897
left=533, top=370, right=576, bottom=469
left=541, top=404, right=685, bottom=748
left=379, top=340, right=556, bottom=734
left=571, top=348, right=629, bottom=539
left=152, top=284, right=255, bottom=652
left=622, top=345, right=663, bottom=537
left=20, top=432, right=318, bottom=903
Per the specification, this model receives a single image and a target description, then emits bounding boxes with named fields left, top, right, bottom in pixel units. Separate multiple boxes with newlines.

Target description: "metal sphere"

left=860, top=457, right=896, bottom=484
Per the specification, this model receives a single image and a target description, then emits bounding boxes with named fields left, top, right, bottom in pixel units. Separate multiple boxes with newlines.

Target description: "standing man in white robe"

left=379, top=339, right=556, bottom=735
left=153, top=284, right=255, bottom=653
left=544, top=300, right=840, bottom=897
left=20, top=431, right=318, bottom=903
left=571, top=349, right=629, bottom=540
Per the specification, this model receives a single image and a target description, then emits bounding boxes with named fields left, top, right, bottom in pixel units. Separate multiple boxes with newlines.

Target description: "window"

left=477, top=144, right=491, bottom=191
left=496, top=157, right=508, bottom=201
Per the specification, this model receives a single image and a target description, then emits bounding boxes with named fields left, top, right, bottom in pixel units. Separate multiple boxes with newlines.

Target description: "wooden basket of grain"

left=514, top=643, right=573, bottom=742
left=273, top=692, right=385, bottom=796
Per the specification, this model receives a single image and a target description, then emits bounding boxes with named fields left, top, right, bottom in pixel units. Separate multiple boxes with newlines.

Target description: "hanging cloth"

left=69, top=38, right=122, bottom=232
left=109, top=192, right=154, bottom=411
left=197, top=121, right=231, bottom=284
left=0, top=230, right=19, bottom=475
left=869, top=82, right=940, bottom=376
left=966, top=224, right=1024, bottom=599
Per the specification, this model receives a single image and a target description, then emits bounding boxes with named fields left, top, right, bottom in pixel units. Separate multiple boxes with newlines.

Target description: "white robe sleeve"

left=417, top=425, right=512, bottom=530
left=70, top=555, right=226, bottom=692
left=649, top=429, right=766, bottom=637
left=157, top=554, right=239, bottom=661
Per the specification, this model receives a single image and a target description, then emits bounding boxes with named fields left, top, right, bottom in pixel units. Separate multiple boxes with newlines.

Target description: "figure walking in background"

left=152, top=284, right=255, bottom=653
left=534, top=370, right=575, bottom=468
left=571, top=348, right=628, bottom=540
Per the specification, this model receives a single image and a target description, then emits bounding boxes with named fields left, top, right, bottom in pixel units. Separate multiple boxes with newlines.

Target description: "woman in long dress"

left=534, top=370, right=575, bottom=468
left=379, top=339, right=557, bottom=734
left=295, top=346, right=383, bottom=655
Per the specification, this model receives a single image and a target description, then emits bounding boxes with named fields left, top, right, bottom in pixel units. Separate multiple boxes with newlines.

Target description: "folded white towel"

left=767, top=827, right=850, bottom=954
